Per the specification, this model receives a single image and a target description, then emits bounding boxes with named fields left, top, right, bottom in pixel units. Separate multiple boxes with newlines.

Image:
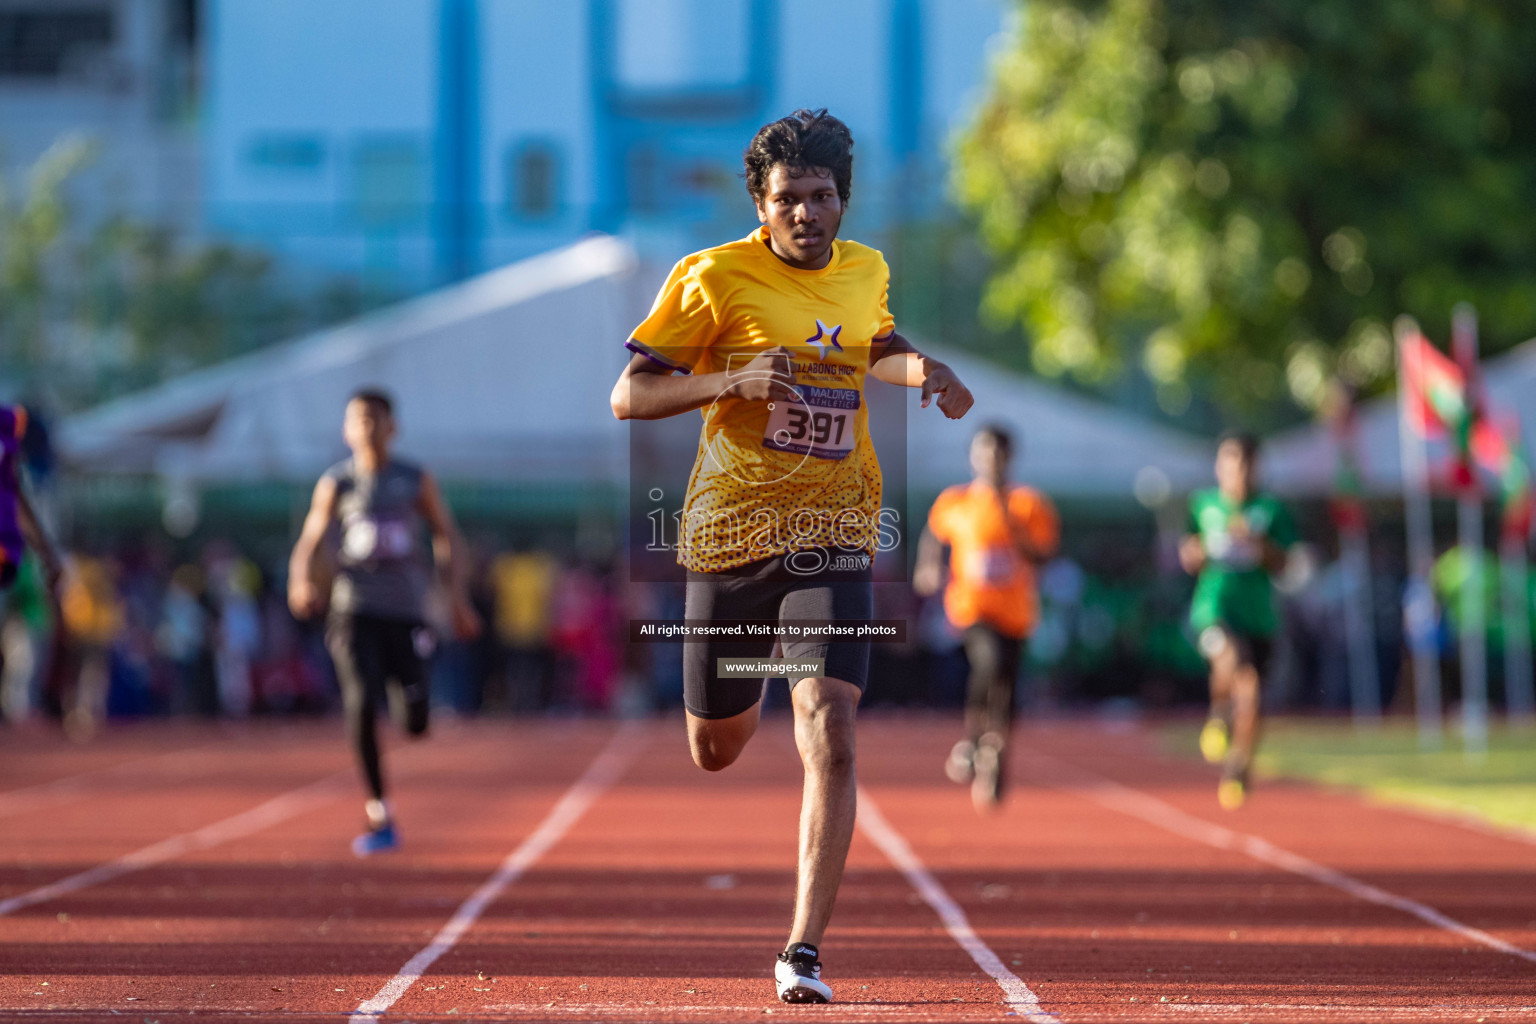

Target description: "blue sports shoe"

left=352, top=821, right=399, bottom=857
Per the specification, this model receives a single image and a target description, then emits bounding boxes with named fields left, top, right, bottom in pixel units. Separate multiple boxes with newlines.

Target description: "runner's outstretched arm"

left=868, top=332, right=973, bottom=419
left=417, top=471, right=482, bottom=640
left=611, top=349, right=798, bottom=420
left=288, top=475, right=338, bottom=620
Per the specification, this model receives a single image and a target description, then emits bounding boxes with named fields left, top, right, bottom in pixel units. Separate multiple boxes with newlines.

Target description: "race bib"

left=762, top=385, right=859, bottom=461
left=967, top=546, right=1018, bottom=587
left=342, top=515, right=415, bottom=561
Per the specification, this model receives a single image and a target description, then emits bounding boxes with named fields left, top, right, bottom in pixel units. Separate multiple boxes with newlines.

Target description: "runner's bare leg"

left=687, top=697, right=763, bottom=771
left=786, top=676, right=860, bottom=947
left=1208, top=638, right=1237, bottom=721
left=1229, top=661, right=1261, bottom=769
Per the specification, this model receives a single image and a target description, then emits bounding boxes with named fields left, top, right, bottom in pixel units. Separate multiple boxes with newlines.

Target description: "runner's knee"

left=688, top=709, right=757, bottom=772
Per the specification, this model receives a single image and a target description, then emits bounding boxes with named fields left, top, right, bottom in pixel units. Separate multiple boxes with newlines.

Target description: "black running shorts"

left=1196, top=623, right=1274, bottom=676
left=682, top=547, right=873, bottom=720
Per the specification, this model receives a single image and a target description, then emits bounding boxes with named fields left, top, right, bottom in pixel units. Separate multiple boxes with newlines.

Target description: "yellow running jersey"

left=627, top=226, right=896, bottom=573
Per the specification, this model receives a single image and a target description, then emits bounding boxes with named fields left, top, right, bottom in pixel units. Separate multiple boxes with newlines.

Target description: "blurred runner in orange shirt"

left=915, top=425, right=1058, bottom=810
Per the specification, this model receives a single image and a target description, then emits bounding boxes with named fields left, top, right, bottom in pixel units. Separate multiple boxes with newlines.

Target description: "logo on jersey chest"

left=804, top=319, right=843, bottom=361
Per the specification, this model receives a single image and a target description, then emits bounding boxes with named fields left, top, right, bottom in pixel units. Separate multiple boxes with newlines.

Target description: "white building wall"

left=205, top=0, right=439, bottom=291
left=0, top=0, right=200, bottom=233
left=479, top=0, right=594, bottom=269
left=197, top=0, right=1004, bottom=289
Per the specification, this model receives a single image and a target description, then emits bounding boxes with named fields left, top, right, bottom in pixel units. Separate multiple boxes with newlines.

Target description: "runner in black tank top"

left=288, top=389, right=481, bottom=856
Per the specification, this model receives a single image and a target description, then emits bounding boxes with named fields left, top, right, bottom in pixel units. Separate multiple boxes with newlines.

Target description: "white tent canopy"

left=61, top=235, right=643, bottom=484
left=1263, top=335, right=1536, bottom=496
left=63, top=234, right=1217, bottom=500
left=901, top=344, right=1213, bottom=498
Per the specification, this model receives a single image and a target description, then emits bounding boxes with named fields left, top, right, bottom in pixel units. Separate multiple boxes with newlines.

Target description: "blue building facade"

left=204, top=0, right=1007, bottom=292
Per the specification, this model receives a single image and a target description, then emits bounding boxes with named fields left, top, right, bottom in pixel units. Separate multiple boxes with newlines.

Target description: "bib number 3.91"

left=762, top=385, right=859, bottom=460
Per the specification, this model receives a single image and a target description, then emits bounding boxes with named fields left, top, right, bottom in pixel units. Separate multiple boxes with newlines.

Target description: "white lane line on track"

left=856, top=788, right=1060, bottom=1024
left=0, top=770, right=351, bottom=918
left=0, top=743, right=215, bottom=820
left=350, top=722, right=648, bottom=1023
left=1022, top=751, right=1536, bottom=966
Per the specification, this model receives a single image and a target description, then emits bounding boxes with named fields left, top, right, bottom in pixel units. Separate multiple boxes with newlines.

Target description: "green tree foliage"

left=1, top=139, right=366, bottom=410
left=954, top=0, right=1536, bottom=423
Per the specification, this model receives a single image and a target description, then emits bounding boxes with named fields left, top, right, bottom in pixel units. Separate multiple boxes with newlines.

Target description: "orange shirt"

left=926, top=481, right=1059, bottom=640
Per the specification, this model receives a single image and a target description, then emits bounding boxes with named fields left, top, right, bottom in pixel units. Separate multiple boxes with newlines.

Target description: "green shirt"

left=1187, top=488, right=1295, bottom=638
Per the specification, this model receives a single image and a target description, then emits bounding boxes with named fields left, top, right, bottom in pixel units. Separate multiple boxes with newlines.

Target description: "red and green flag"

left=1472, top=412, right=1535, bottom=543
left=1401, top=328, right=1477, bottom=488
left=1401, top=329, right=1468, bottom=442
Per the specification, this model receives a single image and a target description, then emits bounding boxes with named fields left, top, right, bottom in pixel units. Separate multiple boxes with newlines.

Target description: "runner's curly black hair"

left=743, top=108, right=854, bottom=207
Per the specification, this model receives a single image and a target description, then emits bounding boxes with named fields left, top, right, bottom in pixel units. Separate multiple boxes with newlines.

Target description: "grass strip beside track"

left=1166, top=718, right=1536, bottom=836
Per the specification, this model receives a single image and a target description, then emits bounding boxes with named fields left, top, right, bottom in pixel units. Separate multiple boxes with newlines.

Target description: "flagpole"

left=1495, top=416, right=1536, bottom=726
left=1396, top=316, right=1443, bottom=748
left=1452, top=303, right=1488, bottom=759
left=1327, top=382, right=1381, bottom=724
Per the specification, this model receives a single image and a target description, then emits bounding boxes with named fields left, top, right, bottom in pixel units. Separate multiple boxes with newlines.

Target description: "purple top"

left=0, top=406, right=25, bottom=565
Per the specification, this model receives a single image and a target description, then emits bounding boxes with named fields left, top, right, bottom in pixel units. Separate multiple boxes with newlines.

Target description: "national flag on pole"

left=1401, top=328, right=1477, bottom=488
left=1471, top=411, right=1535, bottom=543
left=1400, top=329, right=1468, bottom=441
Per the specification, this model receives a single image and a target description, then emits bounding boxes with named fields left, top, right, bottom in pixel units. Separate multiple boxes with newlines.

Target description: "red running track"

left=1, top=714, right=1534, bottom=1022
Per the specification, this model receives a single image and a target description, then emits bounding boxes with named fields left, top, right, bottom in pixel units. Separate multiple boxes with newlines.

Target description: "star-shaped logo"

left=805, top=320, right=843, bottom=361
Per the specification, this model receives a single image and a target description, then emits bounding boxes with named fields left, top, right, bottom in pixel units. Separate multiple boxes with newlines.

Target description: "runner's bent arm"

left=868, top=332, right=974, bottom=419
left=1260, top=538, right=1291, bottom=576
left=416, top=471, right=482, bottom=640
left=913, top=525, right=946, bottom=597
left=288, top=475, right=338, bottom=619
left=1004, top=500, right=1058, bottom=565
left=610, top=349, right=798, bottom=420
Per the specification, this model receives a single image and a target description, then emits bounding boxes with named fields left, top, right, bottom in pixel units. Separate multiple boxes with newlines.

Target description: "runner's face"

left=970, top=434, right=1008, bottom=482
left=1215, top=440, right=1254, bottom=500
left=343, top=399, right=395, bottom=455
left=755, top=164, right=842, bottom=270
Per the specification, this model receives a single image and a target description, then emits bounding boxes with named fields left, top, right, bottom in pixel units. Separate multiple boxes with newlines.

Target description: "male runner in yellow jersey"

left=611, top=109, right=974, bottom=1004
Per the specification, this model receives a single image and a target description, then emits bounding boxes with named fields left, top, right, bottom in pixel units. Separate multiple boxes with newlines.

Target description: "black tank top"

left=324, top=458, right=428, bottom=621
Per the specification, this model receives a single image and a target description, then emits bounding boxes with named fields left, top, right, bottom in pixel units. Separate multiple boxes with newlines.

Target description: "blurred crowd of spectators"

left=9, top=525, right=1500, bottom=736
left=0, top=538, right=660, bottom=736
left=1, top=531, right=1189, bottom=733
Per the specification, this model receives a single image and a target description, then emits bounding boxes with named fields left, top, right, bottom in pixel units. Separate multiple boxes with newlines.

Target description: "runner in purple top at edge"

left=0, top=405, right=63, bottom=602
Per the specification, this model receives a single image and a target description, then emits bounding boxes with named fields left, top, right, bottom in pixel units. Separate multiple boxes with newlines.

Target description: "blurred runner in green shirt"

left=1179, top=433, right=1295, bottom=810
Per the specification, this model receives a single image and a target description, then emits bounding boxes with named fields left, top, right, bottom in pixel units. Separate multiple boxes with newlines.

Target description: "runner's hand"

left=451, top=596, right=483, bottom=641
left=288, top=577, right=325, bottom=620
left=731, top=346, right=799, bottom=403
left=1178, top=536, right=1206, bottom=575
left=913, top=561, right=943, bottom=597
left=921, top=364, right=973, bottom=419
